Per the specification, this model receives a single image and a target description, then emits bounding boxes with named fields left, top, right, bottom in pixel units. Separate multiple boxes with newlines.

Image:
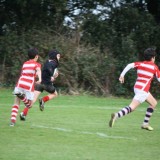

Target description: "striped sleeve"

left=120, top=63, right=135, bottom=77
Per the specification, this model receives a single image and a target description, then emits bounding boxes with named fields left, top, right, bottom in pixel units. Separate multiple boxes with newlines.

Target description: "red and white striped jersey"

left=120, top=61, right=160, bottom=92
left=16, top=60, right=41, bottom=92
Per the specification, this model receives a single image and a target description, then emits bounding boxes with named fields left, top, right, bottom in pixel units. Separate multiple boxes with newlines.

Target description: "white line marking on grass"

left=32, top=125, right=72, bottom=132
left=31, top=124, right=137, bottom=141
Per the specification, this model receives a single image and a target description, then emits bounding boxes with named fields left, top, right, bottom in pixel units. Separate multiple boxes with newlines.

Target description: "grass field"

left=0, top=88, right=160, bottom=160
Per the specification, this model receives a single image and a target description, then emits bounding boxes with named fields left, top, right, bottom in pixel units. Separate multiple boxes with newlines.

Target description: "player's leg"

left=39, top=85, right=57, bottom=111
left=12, top=87, right=28, bottom=122
left=32, top=90, right=41, bottom=105
left=20, top=84, right=43, bottom=118
left=20, top=90, right=42, bottom=119
left=141, top=93, right=157, bottom=131
left=109, top=99, right=140, bottom=127
left=10, top=97, right=20, bottom=126
left=14, top=88, right=30, bottom=108
left=20, top=91, right=34, bottom=121
left=39, top=91, right=58, bottom=111
left=20, top=100, right=32, bottom=120
left=109, top=89, right=146, bottom=128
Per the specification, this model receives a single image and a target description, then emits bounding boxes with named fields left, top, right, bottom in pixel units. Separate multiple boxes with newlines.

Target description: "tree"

left=1, top=0, right=160, bottom=96
left=80, top=2, right=160, bottom=95
left=146, top=0, right=160, bottom=23
left=0, top=0, right=68, bottom=35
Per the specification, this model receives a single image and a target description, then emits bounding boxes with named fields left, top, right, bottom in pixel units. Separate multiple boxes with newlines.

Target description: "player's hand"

left=119, top=76, right=124, bottom=83
left=36, top=80, right=41, bottom=84
left=53, top=71, right=59, bottom=78
left=51, top=76, right=55, bottom=82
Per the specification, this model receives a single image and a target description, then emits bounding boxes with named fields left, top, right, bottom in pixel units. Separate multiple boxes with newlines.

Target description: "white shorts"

left=14, top=87, right=34, bottom=100
left=133, top=88, right=150, bottom=103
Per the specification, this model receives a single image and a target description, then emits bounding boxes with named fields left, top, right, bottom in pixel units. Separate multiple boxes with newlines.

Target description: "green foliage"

left=0, top=0, right=68, bottom=34
left=81, top=4, right=160, bottom=96
left=146, top=0, right=160, bottom=23
left=60, top=45, right=116, bottom=95
left=1, top=0, right=160, bottom=97
left=0, top=28, right=115, bottom=95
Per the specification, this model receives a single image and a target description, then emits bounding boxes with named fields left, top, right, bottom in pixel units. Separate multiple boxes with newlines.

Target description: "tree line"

left=1, top=0, right=160, bottom=97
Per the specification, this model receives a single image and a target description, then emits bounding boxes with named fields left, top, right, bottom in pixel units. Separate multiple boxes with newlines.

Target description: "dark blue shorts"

left=35, top=83, right=56, bottom=94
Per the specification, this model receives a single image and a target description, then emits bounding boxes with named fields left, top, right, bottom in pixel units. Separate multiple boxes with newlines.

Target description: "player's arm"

left=36, top=67, right=41, bottom=84
left=119, top=63, right=134, bottom=83
left=155, top=67, right=160, bottom=82
left=51, top=69, right=59, bottom=82
left=53, top=68, right=59, bottom=78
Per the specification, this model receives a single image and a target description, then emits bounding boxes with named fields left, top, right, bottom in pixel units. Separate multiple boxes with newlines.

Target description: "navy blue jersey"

left=42, top=60, right=58, bottom=85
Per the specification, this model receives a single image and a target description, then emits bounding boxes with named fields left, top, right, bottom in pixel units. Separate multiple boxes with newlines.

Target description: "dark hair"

left=144, top=48, right=156, bottom=61
left=48, top=49, right=60, bottom=60
left=28, top=48, right=39, bottom=59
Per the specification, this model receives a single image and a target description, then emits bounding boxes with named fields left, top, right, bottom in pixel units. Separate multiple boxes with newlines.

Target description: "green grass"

left=0, top=88, right=160, bottom=160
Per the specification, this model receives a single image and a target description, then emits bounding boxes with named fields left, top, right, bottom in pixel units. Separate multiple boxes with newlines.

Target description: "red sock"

left=42, top=96, right=49, bottom=102
left=22, top=107, right=29, bottom=116
left=11, top=105, right=19, bottom=123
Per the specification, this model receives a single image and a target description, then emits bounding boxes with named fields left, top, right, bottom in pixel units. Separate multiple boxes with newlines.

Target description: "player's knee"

left=49, top=92, right=58, bottom=100
left=54, top=91, right=58, bottom=97
left=153, top=100, right=157, bottom=107
left=151, top=100, right=157, bottom=109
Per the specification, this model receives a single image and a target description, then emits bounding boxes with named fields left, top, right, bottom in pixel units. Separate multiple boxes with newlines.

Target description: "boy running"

left=109, top=48, right=160, bottom=131
left=10, top=48, right=41, bottom=126
left=34, top=49, right=60, bottom=111
left=21, top=49, right=60, bottom=115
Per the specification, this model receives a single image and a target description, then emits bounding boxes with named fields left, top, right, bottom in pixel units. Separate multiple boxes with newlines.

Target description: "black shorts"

left=35, top=83, right=56, bottom=94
